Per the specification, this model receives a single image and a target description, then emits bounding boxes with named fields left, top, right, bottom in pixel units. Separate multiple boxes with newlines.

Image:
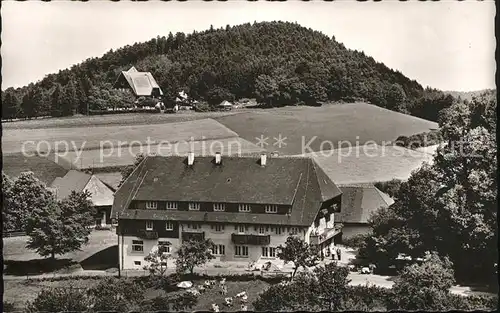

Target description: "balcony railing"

left=231, top=234, right=270, bottom=245
left=137, top=230, right=159, bottom=240
left=309, top=224, right=342, bottom=245
left=182, top=231, right=205, bottom=242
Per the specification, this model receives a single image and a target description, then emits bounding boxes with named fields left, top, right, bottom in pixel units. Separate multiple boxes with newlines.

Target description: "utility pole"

left=116, top=211, right=121, bottom=278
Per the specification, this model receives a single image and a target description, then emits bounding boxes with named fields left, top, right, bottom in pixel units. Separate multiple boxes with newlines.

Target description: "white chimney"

left=215, top=152, right=221, bottom=164
left=260, top=153, right=267, bottom=166
left=188, top=152, right=195, bottom=166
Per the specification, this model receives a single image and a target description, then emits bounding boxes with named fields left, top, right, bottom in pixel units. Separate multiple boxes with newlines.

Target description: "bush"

left=26, top=287, right=90, bottom=313
left=141, top=292, right=198, bottom=311
left=2, top=301, right=16, bottom=312
left=342, top=233, right=370, bottom=249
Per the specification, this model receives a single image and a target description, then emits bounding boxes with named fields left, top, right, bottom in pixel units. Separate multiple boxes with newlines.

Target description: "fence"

left=3, top=231, right=26, bottom=238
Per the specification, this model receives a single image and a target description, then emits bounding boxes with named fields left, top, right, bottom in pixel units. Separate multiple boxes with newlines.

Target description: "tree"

left=2, top=88, right=20, bottom=120
left=50, top=83, right=65, bottom=117
left=21, top=89, right=36, bottom=119
left=144, top=246, right=171, bottom=277
left=119, top=153, right=146, bottom=187
left=175, top=239, right=214, bottom=275
left=26, top=287, right=90, bottom=313
left=253, top=262, right=351, bottom=311
left=87, top=277, right=145, bottom=312
left=25, top=190, right=94, bottom=260
left=388, top=252, right=455, bottom=310
left=8, top=172, right=53, bottom=231
left=2, top=172, right=15, bottom=231
left=362, top=92, right=497, bottom=284
left=277, top=235, right=319, bottom=280
left=314, top=262, right=351, bottom=310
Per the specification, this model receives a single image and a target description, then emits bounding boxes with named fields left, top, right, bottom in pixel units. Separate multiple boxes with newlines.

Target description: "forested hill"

left=3, top=21, right=454, bottom=121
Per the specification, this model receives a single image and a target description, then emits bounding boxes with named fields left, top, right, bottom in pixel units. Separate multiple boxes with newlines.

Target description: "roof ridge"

left=299, top=159, right=311, bottom=223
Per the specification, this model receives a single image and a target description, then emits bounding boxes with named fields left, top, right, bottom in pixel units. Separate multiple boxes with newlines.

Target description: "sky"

left=1, top=1, right=496, bottom=92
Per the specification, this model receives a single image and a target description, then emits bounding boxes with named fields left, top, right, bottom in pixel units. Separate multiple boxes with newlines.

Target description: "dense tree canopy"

left=2, top=22, right=459, bottom=121
left=361, top=92, right=497, bottom=283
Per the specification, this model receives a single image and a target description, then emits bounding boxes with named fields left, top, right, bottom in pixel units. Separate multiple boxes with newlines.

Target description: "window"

left=275, top=227, right=282, bottom=235
left=146, top=221, right=154, bottom=231
left=239, top=204, right=251, bottom=212
left=158, top=241, right=171, bottom=254
left=132, top=240, right=144, bottom=252
left=212, top=244, right=225, bottom=256
left=212, top=224, right=224, bottom=232
left=134, top=261, right=141, bottom=266
left=262, top=247, right=277, bottom=258
left=189, top=203, right=200, bottom=211
left=289, top=227, right=298, bottom=235
left=213, top=203, right=225, bottom=212
left=235, top=245, right=248, bottom=257
left=166, top=202, right=178, bottom=210
left=258, top=226, right=265, bottom=234
left=165, top=221, right=174, bottom=231
left=146, top=201, right=157, bottom=210
left=238, top=225, right=245, bottom=234
left=187, top=223, right=199, bottom=230
left=265, top=205, right=278, bottom=213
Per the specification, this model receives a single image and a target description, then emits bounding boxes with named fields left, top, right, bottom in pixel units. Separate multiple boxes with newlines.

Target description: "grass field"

left=2, top=118, right=238, bottom=154
left=2, top=153, right=68, bottom=185
left=3, top=231, right=117, bottom=263
left=302, top=144, right=434, bottom=184
left=1, top=110, right=245, bottom=130
left=215, top=102, right=439, bottom=155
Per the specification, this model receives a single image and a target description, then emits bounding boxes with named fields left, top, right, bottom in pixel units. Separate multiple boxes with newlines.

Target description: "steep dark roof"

left=337, top=184, right=394, bottom=224
left=2, top=153, right=68, bottom=186
left=112, top=155, right=342, bottom=226
left=50, top=170, right=91, bottom=200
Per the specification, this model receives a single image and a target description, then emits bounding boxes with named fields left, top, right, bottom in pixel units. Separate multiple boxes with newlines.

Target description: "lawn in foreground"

left=3, top=278, right=270, bottom=312
left=215, top=102, right=438, bottom=155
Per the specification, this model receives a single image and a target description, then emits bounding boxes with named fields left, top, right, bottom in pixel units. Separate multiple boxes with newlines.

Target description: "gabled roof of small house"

left=337, top=183, right=395, bottom=224
left=50, top=170, right=114, bottom=206
left=113, top=66, right=163, bottom=97
left=2, top=153, right=68, bottom=186
left=112, top=155, right=342, bottom=226
left=219, top=100, right=233, bottom=107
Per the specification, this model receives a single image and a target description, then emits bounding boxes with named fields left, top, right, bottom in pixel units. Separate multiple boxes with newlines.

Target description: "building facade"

left=112, top=153, right=343, bottom=270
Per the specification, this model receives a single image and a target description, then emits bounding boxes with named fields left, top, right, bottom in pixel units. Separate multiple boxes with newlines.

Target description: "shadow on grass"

left=80, top=245, right=118, bottom=270
left=3, top=258, right=77, bottom=276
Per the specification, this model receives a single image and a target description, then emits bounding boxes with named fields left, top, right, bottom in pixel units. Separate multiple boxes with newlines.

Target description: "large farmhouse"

left=113, top=66, right=163, bottom=98
left=112, top=153, right=343, bottom=270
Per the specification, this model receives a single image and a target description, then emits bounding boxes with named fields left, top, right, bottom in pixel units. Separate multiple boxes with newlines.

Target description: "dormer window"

left=239, top=204, right=251, bottom=212
left=265, top=205, right=278, bottom=214
left=146, top=201, right=157, bottom=210
left=213, top=203, right=225, bottom=212
left=166, top=202, right=178, bottom=210
left=189, top=203, right=200, bottom=211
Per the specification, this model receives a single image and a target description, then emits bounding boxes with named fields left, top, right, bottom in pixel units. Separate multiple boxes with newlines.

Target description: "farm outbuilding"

left=113, top=66, right=163, bottom=98
left=50, top=170, right=115, bottom=227
left=218, top=100, right=233, bottom=110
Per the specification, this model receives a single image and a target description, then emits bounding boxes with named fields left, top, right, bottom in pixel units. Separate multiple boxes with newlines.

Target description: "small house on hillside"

left=336, top=184, right=394, bottom=240
left=113, top=66, right=163, bottom=98
left=218, top=100, right=233, bottom=110
left=50, top=170, right=115, bottom=227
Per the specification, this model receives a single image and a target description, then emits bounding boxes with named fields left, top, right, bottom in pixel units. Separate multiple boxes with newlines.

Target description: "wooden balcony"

left=310, top=224, right=342, bottom=245
left=137, top=230, right=159, bottom=240
left=182, top=231, right=205, bottom=242
left=231, top=234, right=270, bottom=245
